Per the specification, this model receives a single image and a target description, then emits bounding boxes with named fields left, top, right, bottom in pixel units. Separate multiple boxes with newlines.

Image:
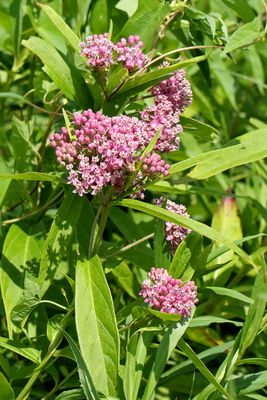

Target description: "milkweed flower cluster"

left=50, top=110, right=170, bottom=196
left=141, top=70, right=192, bottom=152
left=156, top=197, right=191, bottom=253
left=140, top=268, right=198, bottom=317
left=80, top=33, right=147, bottom=71
left=51, top=34, right=193, bottom=199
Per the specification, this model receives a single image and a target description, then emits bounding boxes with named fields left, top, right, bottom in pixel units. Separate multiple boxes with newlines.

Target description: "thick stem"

left=16, top=306, right=74, bottom=400
left=87, top=204, right=103, bottom=259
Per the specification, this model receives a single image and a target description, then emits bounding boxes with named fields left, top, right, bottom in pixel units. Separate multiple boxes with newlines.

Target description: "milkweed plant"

left=0, top=1, right=266, bottom=399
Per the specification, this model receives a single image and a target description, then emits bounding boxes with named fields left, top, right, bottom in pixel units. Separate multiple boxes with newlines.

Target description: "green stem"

left=91, top=188, right=113, bottom=257
left=16, top=305, right=74, bottom=400
left=88, top=204, right=103, bottom=259
left=104, top=233, right=154, bottom=260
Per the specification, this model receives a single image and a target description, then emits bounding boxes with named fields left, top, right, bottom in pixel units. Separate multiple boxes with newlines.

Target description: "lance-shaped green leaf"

left=61, top=329, right=100, bottom=400
left=0, top=172, right=62, bottom=182
left=178, top=339, right=231, bottom=399
left=75, top=256, right=120, bottom=396
left=169, top=128, right=267, bottom=179
left=119, top=199, right=253, bottom=266
left=115, top=55, right=206, bottom=98
left=38, top=3, right=81, bottom=53
left=22, top=36, right=92, bottom=108
left=38, top=191, right=85, bottom=297
left=0, top=337, right=41, bottom=364
left=124, top=331, right=155, bottom=400
left=239, top=264, right=267, bottom=356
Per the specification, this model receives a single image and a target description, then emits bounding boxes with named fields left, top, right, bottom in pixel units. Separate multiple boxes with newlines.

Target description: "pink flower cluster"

left=140, top=268, right=198, bottom=317
left=80, top=33, right=147, bottom=71
left=50, top=110, right=170, bottom=196
left=156, top=197, right=191, bottom=252
left=141, top=70, right=192, bottom=152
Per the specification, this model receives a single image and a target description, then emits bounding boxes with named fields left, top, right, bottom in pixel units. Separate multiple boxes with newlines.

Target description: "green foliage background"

left=0, top=0, right=267, bottom=399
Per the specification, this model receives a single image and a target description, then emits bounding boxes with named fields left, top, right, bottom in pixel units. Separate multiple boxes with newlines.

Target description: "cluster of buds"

left=50, top=110, right=170, bottom=196
left=156, top=197, right=191, bottom=253
left=80, top=33, right=147, bottom=72
left=140, top=268, right=198, bottom=317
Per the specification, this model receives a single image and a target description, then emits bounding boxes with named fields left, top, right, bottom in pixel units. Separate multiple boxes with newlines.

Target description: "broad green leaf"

left=117, top=0, right=170, bottom=51
left=141, top=316, right=193, bottom=400
left=203, top=287, right=253, bottom=304
left=75, top=256, right=120, bottom=396
left=239, top=264, right=267, bottom=356
left=0, top=172, right=62, bottom=182
left=38, top=191, right=85, bottom=297
left=223, top=17, right=262, bottom=54
left=120, top=199, right=253, bottom=266
left=178, top=339, right=231, bottom=399
left=22, top=36, right=92, bottom=108
left=0, top=224, right=44, bottom=337
left=0, top=372, right=15, bottom=400
left=61, top=329, right=100, bottom=400
left=38, top=3, right=80, bottom=52
left=124, top=331, right=154, bottom=400
left=0, top=337, right=40, bottom=363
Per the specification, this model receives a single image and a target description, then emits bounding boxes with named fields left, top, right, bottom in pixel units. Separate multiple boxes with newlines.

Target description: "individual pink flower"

left=156, top=197, right=191, bottom=252
left=140, top=267, right=198, bottom=317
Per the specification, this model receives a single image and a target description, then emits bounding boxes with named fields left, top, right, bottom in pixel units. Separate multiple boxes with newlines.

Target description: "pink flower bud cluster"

left=151, top=69, right=193, bottom=113
left=80, top=33, right=114, bottom=68
left=141, top=70, right=192, bottom=152
left=50, top=110, right=170, bottom=196
left=139, top=267, right=198, bottom=317
left=80, top=33, right=147, bottom=71
left=115, top=35, right=148, bottom=71
left=156, top=197, right=191, bottom=252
